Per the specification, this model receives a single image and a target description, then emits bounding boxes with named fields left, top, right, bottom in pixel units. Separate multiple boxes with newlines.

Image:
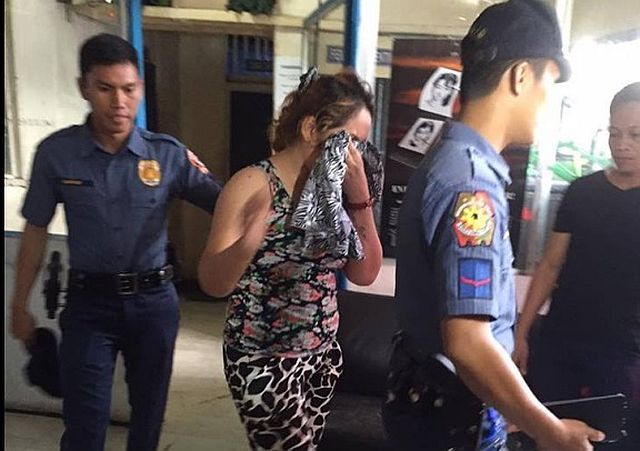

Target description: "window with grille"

left=226, top=35, right=273, bottom=82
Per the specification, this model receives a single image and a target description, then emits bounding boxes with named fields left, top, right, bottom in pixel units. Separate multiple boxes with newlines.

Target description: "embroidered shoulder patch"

left=186, top=149, right=210, bottom=175
left=458, top=258, right=492, bottom=300
left=452, top=191, right=495, bottom=247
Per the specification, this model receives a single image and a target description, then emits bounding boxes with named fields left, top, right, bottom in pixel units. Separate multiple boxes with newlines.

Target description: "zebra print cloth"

left=290, top=130, right=383, bottom=261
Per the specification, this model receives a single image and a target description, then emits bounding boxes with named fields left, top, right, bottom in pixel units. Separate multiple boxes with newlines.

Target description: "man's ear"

left=77, top=76, right=88, bottom=101
left=299, top=115, right=316, bottom=143
left=509, top=61, right=529, bottom=96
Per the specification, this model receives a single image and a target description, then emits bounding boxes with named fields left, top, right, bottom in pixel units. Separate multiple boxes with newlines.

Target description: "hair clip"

left=298, top=67, right=319, bottom=93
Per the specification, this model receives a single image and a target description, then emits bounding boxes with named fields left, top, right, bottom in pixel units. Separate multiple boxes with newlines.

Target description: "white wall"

left=571, top=0, right=640, bottom=43
left=6, top=0, right=119, bottom=182
left=5, top=0, right=120, bottom=234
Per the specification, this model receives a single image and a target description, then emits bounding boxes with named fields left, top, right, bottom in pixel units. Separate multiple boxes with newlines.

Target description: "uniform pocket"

left=60, top=185, right=101, bottom=220
left=60, top=185, right=98, bottom=206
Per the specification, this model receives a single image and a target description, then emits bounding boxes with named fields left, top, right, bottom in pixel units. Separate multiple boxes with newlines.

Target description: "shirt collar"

left=446, top=121, right=512, bottom=185
left=79, top=115, right=146, bottom=158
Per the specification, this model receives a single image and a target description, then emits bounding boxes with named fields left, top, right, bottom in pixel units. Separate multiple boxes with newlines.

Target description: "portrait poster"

left=418, top=67, right=461, bottom=118
left=398, top=117, right=445, bottom=155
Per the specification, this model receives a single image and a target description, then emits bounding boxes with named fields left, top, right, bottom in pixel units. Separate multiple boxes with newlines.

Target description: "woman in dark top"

left=514, top=82, right=640, bottom=450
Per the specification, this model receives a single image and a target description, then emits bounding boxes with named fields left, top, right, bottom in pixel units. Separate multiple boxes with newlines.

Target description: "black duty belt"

left=68, top=265, right=174, bottom=296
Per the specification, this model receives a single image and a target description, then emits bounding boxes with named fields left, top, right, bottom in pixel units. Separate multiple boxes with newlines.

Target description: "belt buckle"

left=159, top=265, right=174, bottom=281
left=116, top=273, right=138, bottom=295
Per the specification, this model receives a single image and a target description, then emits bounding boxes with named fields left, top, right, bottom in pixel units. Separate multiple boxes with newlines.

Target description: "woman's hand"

left=343, top=140, right=370, bottom=204
left=512, top=334, right=530, bottom=375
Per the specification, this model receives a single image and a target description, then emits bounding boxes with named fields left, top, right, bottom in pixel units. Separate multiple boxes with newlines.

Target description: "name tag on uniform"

left=59, top=178, right=94, bottom=187
left=138, top=160, right=161, bottom=187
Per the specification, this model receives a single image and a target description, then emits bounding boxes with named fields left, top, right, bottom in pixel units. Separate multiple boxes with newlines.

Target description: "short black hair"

left=80, top=33, right=139, bottom=77
left=610, top=82, right=640, bottom=115
left=460, top=58, right=548, bottom=103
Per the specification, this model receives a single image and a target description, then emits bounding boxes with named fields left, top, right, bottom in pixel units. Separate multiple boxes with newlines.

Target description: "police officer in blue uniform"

left=382, top=2, right=605, bottom=450
left=10, top=34, right=223, bottom=451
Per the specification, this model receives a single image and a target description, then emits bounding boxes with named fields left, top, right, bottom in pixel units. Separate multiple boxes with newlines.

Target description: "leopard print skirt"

left=223, top=340, right=343, bottom=450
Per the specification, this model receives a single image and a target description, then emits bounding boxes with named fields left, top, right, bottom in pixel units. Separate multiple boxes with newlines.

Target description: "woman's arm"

left=341, top=143, right=383, bottom=286
left=512, top=231, right=570, bottom=374
left=198, top=167, right=271, bottom=297
left=344, top=206, right=383, bottom=285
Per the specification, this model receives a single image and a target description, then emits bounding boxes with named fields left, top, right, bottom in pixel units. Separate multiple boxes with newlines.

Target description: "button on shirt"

left=395, top=121, right=516, bottom=357
left=22, top=120, right=223, bottom=273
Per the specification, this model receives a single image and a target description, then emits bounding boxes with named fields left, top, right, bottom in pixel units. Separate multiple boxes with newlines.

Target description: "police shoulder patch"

left=452, top=191, right=495, bottom=247
left=143, top=131, right=182, bottom=147
left=186, top=149, right=210, bottom=175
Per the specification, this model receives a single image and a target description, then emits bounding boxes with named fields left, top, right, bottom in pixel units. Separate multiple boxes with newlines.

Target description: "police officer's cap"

left=461, top=0, right=571, bottom=83
left=25, top=327, right=62, bottom=398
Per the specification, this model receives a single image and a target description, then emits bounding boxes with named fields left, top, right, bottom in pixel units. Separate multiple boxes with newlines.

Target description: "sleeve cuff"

left=445, top=299, right=499, bottom=321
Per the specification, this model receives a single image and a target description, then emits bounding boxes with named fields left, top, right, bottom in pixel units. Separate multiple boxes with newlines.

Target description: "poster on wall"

left=418, top=67, right=461, bottom=118
left=380, top=39, right=529, bottom=259
left=398, top=117, right=445, bottom=155
left=380, top=38, right=462, bottom=257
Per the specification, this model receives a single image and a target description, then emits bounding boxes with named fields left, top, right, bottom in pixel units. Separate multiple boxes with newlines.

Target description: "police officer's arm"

left=429, top=184, right=603, bottom=450
left=442, top=317, right=601, bottom=449
left=198, top=166, right=271, bottom=297
left=177, top=147, right=224, bottom=213
left=11, top=224, right=49, bottom=342
left=513, top=231, right=570, bottom=374
left=11, top=144, right=58, bottom=342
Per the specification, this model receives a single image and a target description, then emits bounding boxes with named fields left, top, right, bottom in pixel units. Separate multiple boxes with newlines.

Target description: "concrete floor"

left=4, top=300, right=251, bottom=451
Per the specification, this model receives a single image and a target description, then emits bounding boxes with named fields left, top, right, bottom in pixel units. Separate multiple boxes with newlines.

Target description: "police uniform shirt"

left=395, top=121, right=516, bottom=356
left=22, top=119, right=223, bottom=273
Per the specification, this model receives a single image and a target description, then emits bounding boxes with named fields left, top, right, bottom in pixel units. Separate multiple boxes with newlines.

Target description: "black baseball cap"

left=25, top=327, right=62, bottom=398
left=461, top=0, right=571, bottom=83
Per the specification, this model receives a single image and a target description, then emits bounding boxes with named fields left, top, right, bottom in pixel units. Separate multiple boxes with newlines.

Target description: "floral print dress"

left=223, top=159, right=347, bottom=358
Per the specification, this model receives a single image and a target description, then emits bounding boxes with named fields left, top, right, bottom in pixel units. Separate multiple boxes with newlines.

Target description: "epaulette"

left=44, top=125, right=82, bottom=141
left=140, top=129, right=182, bottom=147
left=37, top=125, right=85, bottom=150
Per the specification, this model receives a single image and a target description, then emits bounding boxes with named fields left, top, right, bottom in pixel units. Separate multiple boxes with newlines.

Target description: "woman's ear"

left=299, top=116, right=317, bottom=143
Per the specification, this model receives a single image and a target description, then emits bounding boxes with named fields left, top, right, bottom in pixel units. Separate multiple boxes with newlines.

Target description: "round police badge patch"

left=452, top=191, right=495, bottom=247
left=138, top=160, right=161, bottom=187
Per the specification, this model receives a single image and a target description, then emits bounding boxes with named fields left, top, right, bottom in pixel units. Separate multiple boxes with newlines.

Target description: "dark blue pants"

left=58, top=284, right=180, bottom=451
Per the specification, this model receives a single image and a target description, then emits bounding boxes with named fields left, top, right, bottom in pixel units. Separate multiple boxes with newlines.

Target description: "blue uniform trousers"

left=58, top=284, right=180, bottom=451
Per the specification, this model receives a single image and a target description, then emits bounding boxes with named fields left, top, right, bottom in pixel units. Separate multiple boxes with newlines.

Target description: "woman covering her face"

left=198, top=69, right=383, bottom=450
